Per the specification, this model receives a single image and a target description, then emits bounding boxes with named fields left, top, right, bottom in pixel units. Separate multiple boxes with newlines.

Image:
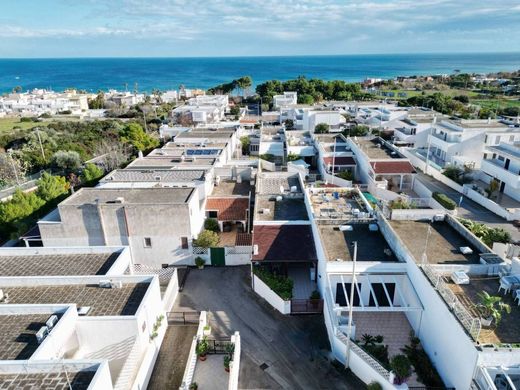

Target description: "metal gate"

left=290, top=299, right=323, bottom=314
left=210, top=247, right=225, bottom=266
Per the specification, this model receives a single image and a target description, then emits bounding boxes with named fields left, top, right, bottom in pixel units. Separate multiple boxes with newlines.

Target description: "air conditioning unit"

left=290, top=186, right=298, bottom=193
left=36, top=326, right=49, bottom=344
left=114, top=197, right=125, bottom=204
left=110, top=281, right=123, bottom=289
left=261, top=208, right=270, bottom=215
left=339, top=225, right=353, bottom=232
left=46, top=315, right=58, bottom=329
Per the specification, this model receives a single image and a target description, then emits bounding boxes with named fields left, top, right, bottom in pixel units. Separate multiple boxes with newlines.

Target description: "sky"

left=1, top=0, right=520, bottom=58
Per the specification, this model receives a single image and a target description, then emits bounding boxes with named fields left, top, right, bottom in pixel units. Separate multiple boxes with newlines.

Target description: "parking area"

left=172, top=266, right=364, bottom=390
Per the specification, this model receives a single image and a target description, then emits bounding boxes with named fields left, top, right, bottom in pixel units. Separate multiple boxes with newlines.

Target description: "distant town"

left=0, top=70, right=520, bottom=390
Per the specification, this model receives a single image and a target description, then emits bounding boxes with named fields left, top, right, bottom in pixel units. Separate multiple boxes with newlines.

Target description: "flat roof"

left=128, top=157, right=216, bottom=168
left=445, top=276, right=520, bottom=344
left=102, top=169, right=206, bottom=182
left=355, top=138, right=403, bottom=160
left=0, top=313, right=59, bottom=360
left=257, top=173, right=302, bottom=195
left=4, top=283, right=149, bottom=316
left=0, top=370, right=95, bottom=390
left=390, top=220, right=480, bottom=265
left=211, top=180, right=251, bottom=197
left=318, top=224, right=397, bottom=262
left=63, top=188, right=194, bottom=205
left=256, top=196, right=309, bottom=221
left=0, top=252, right=120, bottom=276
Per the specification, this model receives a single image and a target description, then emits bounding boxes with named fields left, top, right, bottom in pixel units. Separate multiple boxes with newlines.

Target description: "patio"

left=192, top=354, right=229, bottom=390
left=288, top=264, right=317, bottom=300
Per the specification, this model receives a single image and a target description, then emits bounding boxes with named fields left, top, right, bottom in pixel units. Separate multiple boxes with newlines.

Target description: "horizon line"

left=1, top=50, right=520, bottom=60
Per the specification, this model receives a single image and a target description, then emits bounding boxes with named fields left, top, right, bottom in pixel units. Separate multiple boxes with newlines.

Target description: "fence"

left=167, top=311, right=201, bottom=325
left=290, top=299, right=324, bottom=314
left=422, top=265, right=481, bottom=340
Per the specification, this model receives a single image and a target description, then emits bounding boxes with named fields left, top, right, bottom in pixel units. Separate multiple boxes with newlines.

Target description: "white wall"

left=252, top=274, right=291, bottom=314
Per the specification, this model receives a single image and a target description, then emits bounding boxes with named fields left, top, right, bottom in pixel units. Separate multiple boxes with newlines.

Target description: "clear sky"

left=1, top=0, right=520, bottom=58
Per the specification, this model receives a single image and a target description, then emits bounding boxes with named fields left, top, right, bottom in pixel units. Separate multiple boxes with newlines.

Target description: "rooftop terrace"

left=389, top=220, right=480, bottom=265
left=0, top=252, right=120, bottom=276
left=128, top=157, right=216, bottom=168
left=0, top=313, right=58, bottom=360
left=255, top=195, right=308, bottom=221
left=4, top=283, right=149, bottom=316
left=0, top=370, right=95, bottom=390
left=444, top=276, right=520, bottom=344
left=211, top=180, right=252, bottom=197
left=318, top=224, right=397, bottom=262
left=102, top=169, right=206, bottom=183
left=309, top=189, right=370, bottom=220
left=257, top=173, right=302, bottom=195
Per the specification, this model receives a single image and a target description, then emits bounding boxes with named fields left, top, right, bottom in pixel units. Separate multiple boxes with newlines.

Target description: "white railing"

left=228, top=331, right=241, bottom=390
left=422, top=265, right=481, bottom=340
left=179, top=311, right=208, bottom=390
left=336, top=330, right=391, bottom=380
left=193, top=247, right=209, bottom=255
left=473, top=366, right=498, bottom=390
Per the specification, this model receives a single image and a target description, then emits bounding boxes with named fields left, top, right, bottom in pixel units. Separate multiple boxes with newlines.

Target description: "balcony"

left=481, top=159, right=520, bottom=189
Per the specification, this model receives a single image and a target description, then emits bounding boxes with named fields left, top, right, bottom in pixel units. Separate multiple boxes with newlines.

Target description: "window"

left=181, top=237, right=189, bottom=249
left=144, top=237, right=152, bottom=248
left=208, top=210, right=218, bottom=218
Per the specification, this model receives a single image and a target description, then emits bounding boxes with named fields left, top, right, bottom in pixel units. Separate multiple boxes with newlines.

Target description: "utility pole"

left=425, top=116, right=436, bottom=175
left=345, top=241, right=357, bottom=368
left=35, top=127, right=46, bottom=162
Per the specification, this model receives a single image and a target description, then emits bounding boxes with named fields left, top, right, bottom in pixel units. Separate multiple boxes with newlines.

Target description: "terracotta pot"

left=199, top=354, right=207, bottom=361
left=225, top=367, right=230, bottom=372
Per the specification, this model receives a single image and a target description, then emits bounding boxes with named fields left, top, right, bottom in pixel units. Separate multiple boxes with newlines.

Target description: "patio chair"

left=498, top=278, right=511, bottom=295
left=514, top=289, right=520, bottom=306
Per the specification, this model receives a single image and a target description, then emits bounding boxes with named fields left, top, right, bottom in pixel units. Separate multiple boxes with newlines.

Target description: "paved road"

left=174, top=266, right=364, bottom=390
left=417, top=173, right=520, bottom=242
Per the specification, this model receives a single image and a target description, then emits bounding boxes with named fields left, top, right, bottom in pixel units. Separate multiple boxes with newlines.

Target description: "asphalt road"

left=417, top=173, right=520, bottom=242
left=173, top=266, right=365, bottom=390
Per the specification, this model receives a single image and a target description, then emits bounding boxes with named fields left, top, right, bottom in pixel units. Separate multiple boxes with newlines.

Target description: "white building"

left=172, top=95, right=229, bottom=125
left=0, top=89, right=89, bottom=116
left=273, top=91, right=297, bottom=108
left=479, top=143, right=520, bottom=202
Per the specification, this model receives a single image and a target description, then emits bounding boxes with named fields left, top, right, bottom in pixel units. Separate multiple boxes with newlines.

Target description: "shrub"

left=443, top=165, right=473, bottom=185
left=309, top=290, right=321, bottom=300
left=389, top=198, right=417, bottom=210
left=195, top=257, right=206, bottom=268
left=390, top=354, right=412, bottom=385
left=259, top=154, right=276, bottom=162
left=336, top=171, right=354, bottom=181
left=432, top=192, right=456, bottom=210
left=367, top=382, right=383, bottom=390
left=401, top=333, right=445, bottom=386
left=459, top=218, right=511, bottom=246
left=193, top=230, right=220, bottom=248
left=204, top=218, right=220, bottom=233
left=36, top=172, right=69, bottom=202
left=360, top=334, right=390, bottom=369
left=81, top=163, right=104, bottom=183
left=253, top=267, right=293, bottom=300
left=314, top=123, right=330, bottom=134
left=239, top=136, right=250, bottom=155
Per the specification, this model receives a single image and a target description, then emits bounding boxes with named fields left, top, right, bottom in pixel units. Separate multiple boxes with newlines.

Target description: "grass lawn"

left=378, top=88, right=480, bottom=99
left=0, top=117, right=47, bottom=135
left=470, top=98, right=520, bottom=110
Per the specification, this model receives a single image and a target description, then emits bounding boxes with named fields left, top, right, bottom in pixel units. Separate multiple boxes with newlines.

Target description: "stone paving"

left=0, top=314, right=53, bottom=360
left=0, top=370, right=95, bottom=390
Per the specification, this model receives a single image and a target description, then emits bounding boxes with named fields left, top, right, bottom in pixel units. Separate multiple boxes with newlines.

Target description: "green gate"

left=210, top=247, right=225, bottom=266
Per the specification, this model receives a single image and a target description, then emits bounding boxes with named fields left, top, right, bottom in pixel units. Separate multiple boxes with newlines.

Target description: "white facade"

left=273, top=92, right=297, bottom=108
left=480, top=143, right=520, bottom=202
left=0, top=89, right=89, bottom=116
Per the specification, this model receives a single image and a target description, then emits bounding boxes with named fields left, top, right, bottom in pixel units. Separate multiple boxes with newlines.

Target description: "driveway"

left=417, top=173, right=520, bottom=242
left=173, top=266, right=364, bottom=390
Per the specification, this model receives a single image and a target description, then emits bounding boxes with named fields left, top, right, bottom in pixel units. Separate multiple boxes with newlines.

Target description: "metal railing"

left=167, top=311, right=201, bottom=325
left=290, top=299, right=324, bottom=314
left=422, top=265, right=481, bottom=340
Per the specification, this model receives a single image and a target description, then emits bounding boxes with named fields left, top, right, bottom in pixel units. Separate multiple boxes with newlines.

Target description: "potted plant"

left=390, top=354, right=412, bottom=387
left=189, top=382, right=198, bottom=390
left=309, top=290, right=321, bottom=300
left=476, top=291, right=511, bottom=327
left=195, top=256, right=206, bottom=270
left=223, top=355, right=231, bottom=372
left=196, top=337, right=209, bottom=361
left=203, top=324, right=211, bottom=336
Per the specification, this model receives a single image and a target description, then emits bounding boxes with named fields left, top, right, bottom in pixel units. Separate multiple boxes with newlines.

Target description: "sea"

left=0, top=52, right=519, bottom=93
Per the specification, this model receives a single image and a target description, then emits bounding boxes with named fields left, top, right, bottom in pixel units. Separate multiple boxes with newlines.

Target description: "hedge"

left=253, top=267, right=293, bottom=300
left=432, top=192, right=456, bottom=210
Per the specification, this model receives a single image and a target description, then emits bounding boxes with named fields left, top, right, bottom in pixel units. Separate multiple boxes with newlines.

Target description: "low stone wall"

left=445, top=214, right=491, bottom=254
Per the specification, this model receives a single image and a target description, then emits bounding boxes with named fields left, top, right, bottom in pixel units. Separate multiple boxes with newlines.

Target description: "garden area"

left=253, top=266, right=293, bottom=300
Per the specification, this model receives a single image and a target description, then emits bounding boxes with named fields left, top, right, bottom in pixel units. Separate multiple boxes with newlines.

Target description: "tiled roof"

left=103, top=169, right=206, bottom=182
left=206, top=198, right=249, bottom=221
left=252, top=225, right=317, bottom=262
left=236, top=233, right=253, bottom=246
left=370, top=161, right=416, bottom=174
left=323, top=156, right=356, bottom=166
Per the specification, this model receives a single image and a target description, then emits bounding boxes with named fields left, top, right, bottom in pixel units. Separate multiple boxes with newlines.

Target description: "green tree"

left=298, top=94, right=315, bottom=105
left=0, top=189, right=46, bottom=239
left=240, top=136, right=251, bottom=155
left=193, top=230, right=220, bottom=248
left=314, top=123, right=330, bottom=134
left=36, top=172, right=69, bottom=202
left=81, top=163, right=104, bottom=183
left=204, top=218, right=220, bottom=233
left=51, top=150, right=82, bottom=172
left=284, top=119, right=294, bottom=130
left=230, top=106, right=241, bottom=118
left=120, top=122, right=159, bottom=152
left=88, top=92, right=105, bottom=109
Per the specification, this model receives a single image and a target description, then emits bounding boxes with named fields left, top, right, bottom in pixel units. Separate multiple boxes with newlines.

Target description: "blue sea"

left=0, top=53, right=519, bottom=93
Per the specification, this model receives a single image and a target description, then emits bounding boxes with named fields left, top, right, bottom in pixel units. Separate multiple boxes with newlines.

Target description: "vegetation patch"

left=432, top=192, right=456, bottom=210
left=458, top=218, right=511, bottom=246
left=253, top=266, right=293, bottom=300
